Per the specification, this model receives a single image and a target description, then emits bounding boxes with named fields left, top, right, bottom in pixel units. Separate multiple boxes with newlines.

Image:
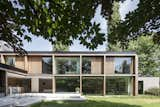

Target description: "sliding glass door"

left=106, top=77, right=131, bottom=95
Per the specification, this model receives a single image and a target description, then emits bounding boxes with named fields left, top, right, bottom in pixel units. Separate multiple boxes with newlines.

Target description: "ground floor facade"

left=0, top=69, right=137, bottom=96
left=7, top=75, right=137, bottom=96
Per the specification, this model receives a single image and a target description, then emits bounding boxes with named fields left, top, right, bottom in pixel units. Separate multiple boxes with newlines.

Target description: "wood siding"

left=15, top=56, right=25, bottom=70
left=91, top=57, right=103, bottom=74
left=104, top=57, right=114, bottom=74
left=28, top=56, right=42, bottom=74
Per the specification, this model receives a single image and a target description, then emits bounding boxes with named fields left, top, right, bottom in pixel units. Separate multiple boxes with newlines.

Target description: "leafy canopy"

left=0, top=0, right=115, bottom=53
left=53, top=41, right=69, bottom=51
left=108, top=0, right=160, bottom=47
left=108, top=36, right=160, bottom=76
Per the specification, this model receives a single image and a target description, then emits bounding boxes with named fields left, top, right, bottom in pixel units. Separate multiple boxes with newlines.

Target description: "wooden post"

left=80, top=55, right=82, bottom=94
left=52, top=54, right=56, bottom=75
left=52, top=54, right=56, bottom=93
left=52, top=77, right=56, bottom=93
left=1, top=54, right=5, bottom=63
left=135, top=55, right=138, bottom=96
left=31, top=78, right=39, bottom=92
left=103, top=55, right=106, bottom=96
left=24, top=56, right=28, bottom=71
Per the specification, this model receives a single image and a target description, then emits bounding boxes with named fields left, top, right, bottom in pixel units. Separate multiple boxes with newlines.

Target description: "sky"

left=23, top=0, right=138, bottom=51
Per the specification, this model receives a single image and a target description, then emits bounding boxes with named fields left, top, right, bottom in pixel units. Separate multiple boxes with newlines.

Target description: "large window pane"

left=114, top=57, right=133, bottom=74
left=106, top=77, right=130, bottom=95
left=55, top=57, right=80, bottom=74
left=42, top=57, right=52, bottom=74
left=82, top=77, right=103, bottom=95
left=8, top=78, right=31, bottom=94
left=5, top=56, right=15, bottom=66
left=82, top=57, right=91, bottom=74
left=39, top=79, right=52, bottom=93
left=0, top=71, right=6, bottom=96
left=56, top=77, right=80, bottom=92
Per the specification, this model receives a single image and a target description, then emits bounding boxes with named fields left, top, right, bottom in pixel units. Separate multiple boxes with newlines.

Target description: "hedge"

left=144, top=88, right=160, bottom=96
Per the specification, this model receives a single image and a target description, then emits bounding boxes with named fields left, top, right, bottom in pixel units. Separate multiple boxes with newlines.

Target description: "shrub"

left=144, top=88, right=160, bottom=96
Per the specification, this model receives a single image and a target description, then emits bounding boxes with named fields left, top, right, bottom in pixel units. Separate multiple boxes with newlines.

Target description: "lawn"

left=32, top=95, right=160, bottom=107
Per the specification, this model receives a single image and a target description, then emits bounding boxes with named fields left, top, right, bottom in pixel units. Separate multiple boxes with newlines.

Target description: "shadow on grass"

left=32, top=100, right=141, bottom=107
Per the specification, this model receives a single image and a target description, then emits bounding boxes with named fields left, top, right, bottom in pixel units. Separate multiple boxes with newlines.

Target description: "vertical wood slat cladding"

left=31, top=78, right=39, bottom=92
left=28, top=56, right=42, bottom=74
left=15, top=56, right=25, bottom=70
left=130, top=57, right=134, bottom=74
left=0, top=54, right=5, bottom=63
left=91, top=57, right=103, bottom=74
left=24, top=56, right=28, bottom=71
left=104, top=57, right=114, bottom=74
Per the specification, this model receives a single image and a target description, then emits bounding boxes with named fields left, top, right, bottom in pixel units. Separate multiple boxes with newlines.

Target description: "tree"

left=53, top=41, right=69, bottom=51
left=108, top=0, right=160, bottom=48
left=108, top=1, right=120, bottom=35
left=107, top=42, right=122, bottom=51
left=107, top=0, right=123, bottom=49
left=107, top=36, right=160, bottom=76
left=0, top=0, right=116, bottom=53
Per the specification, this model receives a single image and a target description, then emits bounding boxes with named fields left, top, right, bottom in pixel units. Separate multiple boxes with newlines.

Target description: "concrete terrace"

left=0, top=93, right=86, bottom=107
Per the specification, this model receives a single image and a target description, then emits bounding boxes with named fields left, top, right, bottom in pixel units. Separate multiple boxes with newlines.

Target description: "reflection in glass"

left=56, top=77, right=80, bottom=92
left=42, top=57, right=52, bottom=74
left=82, top=57, right=91, bottom=74
left=5, top=57, right=15, bottom=66
left=114, top=57, right=133, bottom=74
left=106, top=77, right=130, bottom=95
left=82, top=77, right=103, bottom=95
left=8, top=78, right=31, bottom=93
left=55, top=57, right=80, bottom=74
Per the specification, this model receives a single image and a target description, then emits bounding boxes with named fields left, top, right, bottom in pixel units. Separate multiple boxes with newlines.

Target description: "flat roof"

left=0, top=51, right=136, bottom=54
left=0, top=63, right=27, bottom=74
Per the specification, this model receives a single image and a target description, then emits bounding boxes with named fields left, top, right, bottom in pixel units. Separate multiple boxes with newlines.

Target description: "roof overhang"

left=0, top=63, right=27, bottom=77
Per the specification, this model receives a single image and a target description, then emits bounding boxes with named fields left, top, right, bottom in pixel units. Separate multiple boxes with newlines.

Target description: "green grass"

left=32, top=95, right=160, bottom=107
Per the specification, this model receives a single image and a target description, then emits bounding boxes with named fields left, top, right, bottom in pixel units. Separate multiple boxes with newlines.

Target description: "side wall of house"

left=138, top=77, right=160, bottom=92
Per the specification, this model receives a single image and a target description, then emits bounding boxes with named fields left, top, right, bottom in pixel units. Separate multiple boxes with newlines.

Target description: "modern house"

left=0, top=51, right=138, bottom=96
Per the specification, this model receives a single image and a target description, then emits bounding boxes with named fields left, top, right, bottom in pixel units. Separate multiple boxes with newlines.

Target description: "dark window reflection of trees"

left=115, top=58, right=132, bottom=74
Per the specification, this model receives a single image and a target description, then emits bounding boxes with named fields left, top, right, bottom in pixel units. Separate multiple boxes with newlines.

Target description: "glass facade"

left=82, top=77, right=103, bottom=95
left=82, top=57, right=91, bottom=74
left=39, top=79, right=52, bottom=93
left=0, top=71, right=6, bottom=96
left=5, top=56, right=15, bottom=66
left=106, top=77, right=130, bottom=95
left=114, top=57, right=133, bottom=74
left=56, top=77, right=80, bottom=92
left=55, top=57, right=80, bottom=74
left=42, top=57, right=52, bottom=74
left=8, top=78, right=31, bottom=93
